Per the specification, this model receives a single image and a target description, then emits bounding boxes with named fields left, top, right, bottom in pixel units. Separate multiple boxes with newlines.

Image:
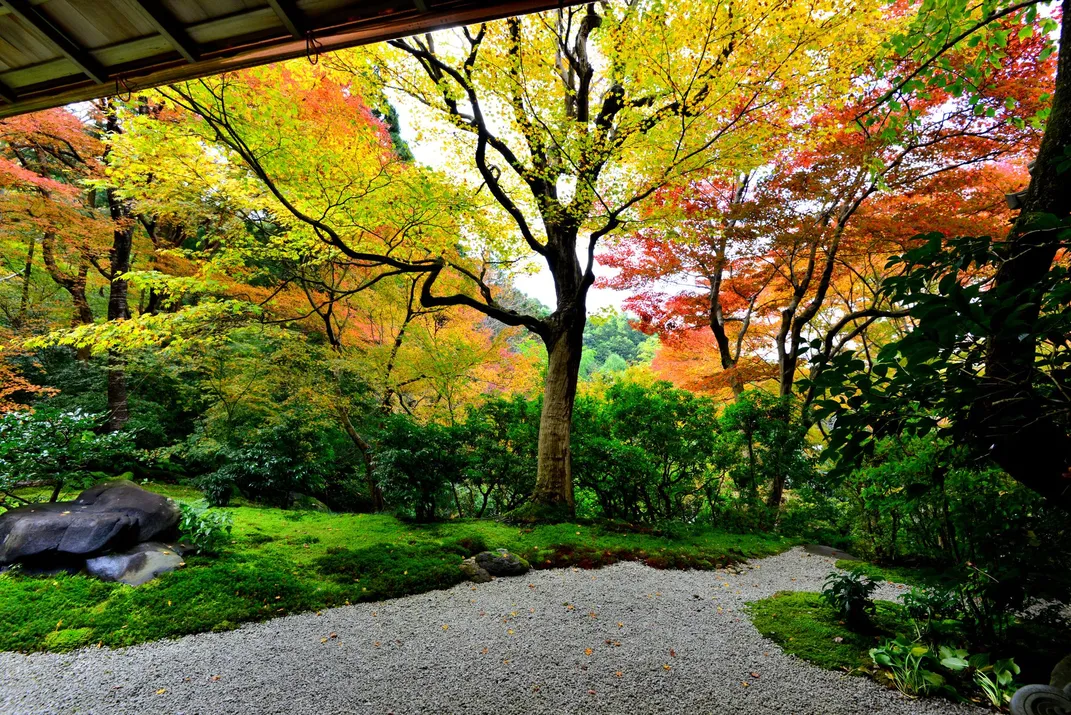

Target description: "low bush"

left=821, top=570, right=878, bottom=632
left=178, top=502, right=234, bottom=555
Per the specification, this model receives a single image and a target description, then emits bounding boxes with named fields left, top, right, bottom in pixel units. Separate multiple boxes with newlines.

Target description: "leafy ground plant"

left=822, top=570, right=878, bottom=631
left=178, top=502, right=234, bottom=555
left=870, top=637, right=948, bottom=696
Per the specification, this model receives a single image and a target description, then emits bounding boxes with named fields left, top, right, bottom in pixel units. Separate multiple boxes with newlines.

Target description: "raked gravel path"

left=0, top=546, right=987, bottom=715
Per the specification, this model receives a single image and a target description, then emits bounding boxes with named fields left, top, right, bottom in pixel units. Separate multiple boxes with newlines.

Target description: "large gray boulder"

left=474, top=548, right=530, bottom=577
left=0, top=480, right=180, bottom=567
left=85, top=541, right=185, bottom=586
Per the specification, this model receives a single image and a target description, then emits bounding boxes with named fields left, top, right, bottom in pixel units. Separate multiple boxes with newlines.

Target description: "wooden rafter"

left=0, top=0, right=108, bottom=84
left=0, top=0, right=588, bottom=119
left=265, top=0, right=304, bottom=39
left=131, top=0, right=200, bottom=63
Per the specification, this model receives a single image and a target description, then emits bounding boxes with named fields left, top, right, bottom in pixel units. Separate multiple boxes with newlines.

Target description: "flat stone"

left=0, top=480, right=180, bottom=567
left=85, top=542, right=185, bottom=586
left=474, top=548, right=530, bottom=577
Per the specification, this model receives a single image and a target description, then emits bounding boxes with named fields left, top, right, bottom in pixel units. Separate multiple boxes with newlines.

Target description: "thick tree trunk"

left=980, top=0, right=1071, bottom=509
left=529, top=319, right=585, bottom=516
left=105, top=217, right=133, bottom=432
left=14, top=233, right=35, bottom=330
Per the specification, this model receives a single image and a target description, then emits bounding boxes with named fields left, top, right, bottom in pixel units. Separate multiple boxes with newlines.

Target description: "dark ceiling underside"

left=0, top=0, right=577, bottom=118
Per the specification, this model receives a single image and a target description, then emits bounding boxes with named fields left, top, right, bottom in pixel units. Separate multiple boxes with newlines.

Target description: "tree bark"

left=14, top=233, right=35, bottom=330
left=530, top=318, right=585, bottom=514
left=105, top=194, right=134, bottom=432
left=980, top=0, right=1071, bottom=509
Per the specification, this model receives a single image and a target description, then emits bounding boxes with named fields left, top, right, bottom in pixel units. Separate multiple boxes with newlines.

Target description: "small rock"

left=459, top=557, right=492, bottom=583
left=474, top=549, right=530, bottom=577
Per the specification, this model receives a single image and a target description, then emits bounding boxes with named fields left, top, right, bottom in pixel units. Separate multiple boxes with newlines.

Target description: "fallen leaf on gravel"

left=528, top=584, right=535, bottom=588
left=741, top=682, right=750, bottom=688
left=442, top=625, right=449, bottom=630
left=617, top=622, right=624, bottom=628
left=566, top=605, right=575, bottom=611
left=156, top=689, right=167, bottom=695
left=329, top=632, right=338, bottom=639
left=211, top=675, right=221, bottom=681
left=615, top=671, right=623, bottom=678
left=584, top=648, right=593, bottom=656
left=663, top=664, right=671, bottom=671
left=670, top=649, right=676, bottom=657
left=750, top=672, right=760, bottom=678
left=481, top=647, right=489, bottom=654
left=321, top=638, right=328, bottom=644
left=507, top=629, right=515, bottom=635
left=588, top=690, right=597, bottom=695
left=374, top=641, right=381, bottom=647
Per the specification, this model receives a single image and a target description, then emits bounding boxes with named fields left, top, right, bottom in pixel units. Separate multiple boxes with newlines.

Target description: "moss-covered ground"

left=747, top=591, right=909, bottom=672
left=0, top=483, right=796, bottom=652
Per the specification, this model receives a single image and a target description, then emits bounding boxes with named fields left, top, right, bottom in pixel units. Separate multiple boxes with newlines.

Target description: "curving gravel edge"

left=0, top=546, right=987, bottom=715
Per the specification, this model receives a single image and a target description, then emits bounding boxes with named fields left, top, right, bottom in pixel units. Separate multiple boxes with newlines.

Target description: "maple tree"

left=603, top=12, right=1051, bottom=409
left=359, top=0, right=888, bottom=516
left=812, top=0, right=1071, bottom=510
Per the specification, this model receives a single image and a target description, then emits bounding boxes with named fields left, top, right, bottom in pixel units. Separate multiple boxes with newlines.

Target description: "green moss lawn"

left=747, top=591, right=909, bottom=672
left=0, top=483, right=796, bottom=653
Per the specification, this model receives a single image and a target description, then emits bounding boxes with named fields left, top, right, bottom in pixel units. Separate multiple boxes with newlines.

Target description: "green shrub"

left=870, top=637, right=946, bottom=696
left=373, top=415, right=467, bottom=522
left=178, top=502, right=234, bottom=555
left=822, top=570, right=878, bottom=631
left=0, top=408, right=135, bottom=503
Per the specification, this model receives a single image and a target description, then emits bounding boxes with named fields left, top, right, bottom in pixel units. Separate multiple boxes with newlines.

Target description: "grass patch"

left=747, top=591, right=909, bottom=672
left=0, top=489, right=797, bottom=653
left=834, top=560, right=957, bottom=589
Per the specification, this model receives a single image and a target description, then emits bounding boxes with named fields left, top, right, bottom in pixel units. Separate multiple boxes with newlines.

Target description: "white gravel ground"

left=0, top=546, right=987, bottom=715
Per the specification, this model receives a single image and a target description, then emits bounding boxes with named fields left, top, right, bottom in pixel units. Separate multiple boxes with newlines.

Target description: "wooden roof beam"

left=0, top=81, right=16, bottom=104
left=131, top=0, right=200, bottom=63
left=265, top=0, right=304, bottom=39
left=0, top=0, right=107, bottom=84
